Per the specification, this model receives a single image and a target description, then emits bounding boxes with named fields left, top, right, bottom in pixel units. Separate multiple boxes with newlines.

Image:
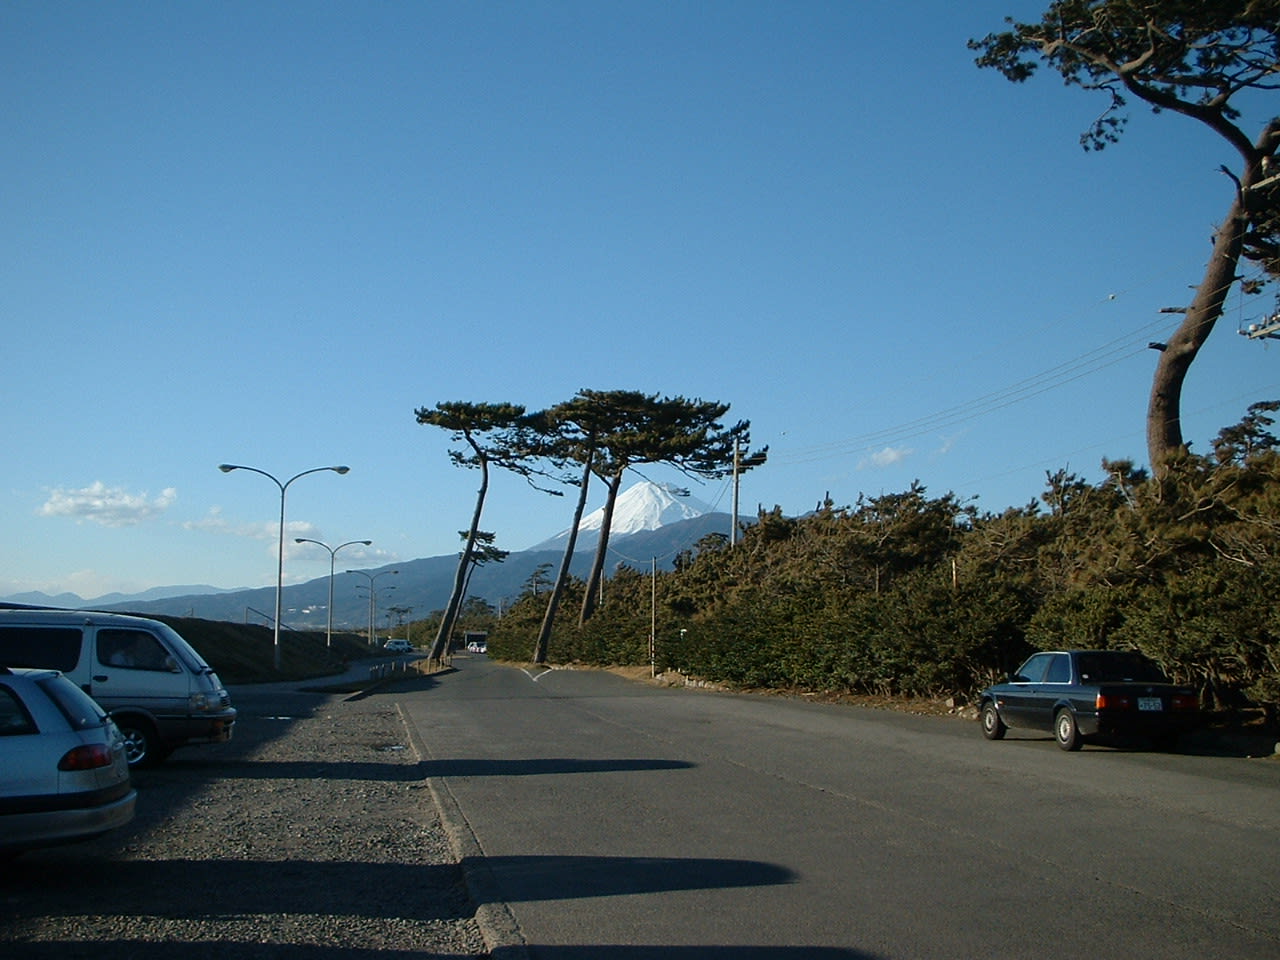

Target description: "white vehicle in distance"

left=383, top=639, right=413, bottom=653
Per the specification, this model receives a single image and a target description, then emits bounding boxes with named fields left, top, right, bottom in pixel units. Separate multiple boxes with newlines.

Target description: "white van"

left=0, top=608, right=236, bottom=766
left=383, top=639, right=413, bottom=653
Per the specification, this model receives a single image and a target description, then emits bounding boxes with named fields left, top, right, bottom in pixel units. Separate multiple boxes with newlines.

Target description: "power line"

left=778, top=312, right=1172, bottom=466
left=954, top=383, right=1280, bottom=499
left=766, top=258, right=1279, bottom=472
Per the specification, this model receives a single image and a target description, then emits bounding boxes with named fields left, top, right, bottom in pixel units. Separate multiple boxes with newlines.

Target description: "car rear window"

left=1077, top=652, right=1169, bottom=684
left=1044, top=653, right=1072, bottom=683
left=0, top=626, right=83, bottom=672
left=37, top=674, right=108, bottom=731
left=0, top=685, right=37, bottom=736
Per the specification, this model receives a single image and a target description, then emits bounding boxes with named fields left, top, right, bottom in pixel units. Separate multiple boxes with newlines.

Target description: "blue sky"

left=4, top=1, right=1278, bottom=600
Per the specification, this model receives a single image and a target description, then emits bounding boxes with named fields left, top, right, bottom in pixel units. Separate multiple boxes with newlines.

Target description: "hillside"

left=65, top=511, right=742, bottom=630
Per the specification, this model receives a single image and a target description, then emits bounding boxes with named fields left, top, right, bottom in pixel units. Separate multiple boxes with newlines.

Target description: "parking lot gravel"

left=0, top=689, right=490, bottom=959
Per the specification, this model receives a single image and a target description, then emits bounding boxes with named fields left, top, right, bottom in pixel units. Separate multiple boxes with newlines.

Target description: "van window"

left=97, top=629, right=172, bottom=672
left=0, top=626, right=83, bottom=672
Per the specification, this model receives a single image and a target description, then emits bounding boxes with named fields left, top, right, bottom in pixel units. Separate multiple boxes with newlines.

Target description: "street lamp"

left=347, top=568, right=398, bottom=646
left=219, top=463, right=350, bottom=670
left=294, top=538, right=372, bottom=647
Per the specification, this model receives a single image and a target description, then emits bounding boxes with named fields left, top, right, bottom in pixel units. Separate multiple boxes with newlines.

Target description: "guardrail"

left=367, top=659, right=415, bottom=681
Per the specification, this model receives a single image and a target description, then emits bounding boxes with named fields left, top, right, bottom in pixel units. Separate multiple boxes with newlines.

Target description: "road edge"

left=397, top=702, right=530, bottom=960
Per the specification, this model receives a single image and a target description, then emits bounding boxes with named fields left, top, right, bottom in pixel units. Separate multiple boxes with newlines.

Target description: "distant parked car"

left=978, top=649, right=1201, bottom=751
left=0, top=666, right=136, bottom=858
left=383, top=639, right=414, bottom=653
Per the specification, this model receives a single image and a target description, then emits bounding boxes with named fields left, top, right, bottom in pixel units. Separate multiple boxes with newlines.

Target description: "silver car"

left=0, top=666, right=136, bottom=857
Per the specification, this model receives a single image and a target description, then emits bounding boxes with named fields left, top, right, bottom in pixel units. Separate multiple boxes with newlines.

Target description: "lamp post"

left=347, top=568, right=398, bottom=646
left=650, top=556, right=657, bottom=678
left=294, top=538, right=372, bottom=647
left=219, top=463, right=350, bottom=670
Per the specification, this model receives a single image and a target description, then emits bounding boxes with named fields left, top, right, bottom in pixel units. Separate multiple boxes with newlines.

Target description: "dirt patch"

left=598, top=664, right=971, bottom=718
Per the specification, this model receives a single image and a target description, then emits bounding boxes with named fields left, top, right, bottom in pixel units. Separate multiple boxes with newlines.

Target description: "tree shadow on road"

left=470, top=853, right=794, bottom=903
left=494, top=948, right=883, bottom=960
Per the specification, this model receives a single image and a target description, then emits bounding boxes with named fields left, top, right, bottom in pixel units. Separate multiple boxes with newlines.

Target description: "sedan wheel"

left=1054, top=709, right=1082, bottom=751
left=981, top=702, right=1006, bottom=740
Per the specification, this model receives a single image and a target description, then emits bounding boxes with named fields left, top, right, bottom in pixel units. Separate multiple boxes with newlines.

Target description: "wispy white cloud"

left=183, top=506, right=228, bottom=533
left=859, top=446, right=912, bottom=470
left=39, top=482, right=176, bottom=528
left=290, top=539, right=388, bottom=567
left=184, top=509, right=318, bottom=544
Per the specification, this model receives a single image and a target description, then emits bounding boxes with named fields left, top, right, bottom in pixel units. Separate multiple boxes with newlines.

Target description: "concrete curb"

left=397, top=702, right=530, bottom=959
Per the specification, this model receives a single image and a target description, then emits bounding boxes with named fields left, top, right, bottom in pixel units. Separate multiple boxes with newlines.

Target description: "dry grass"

left=598, top=664, right=970, bottom=718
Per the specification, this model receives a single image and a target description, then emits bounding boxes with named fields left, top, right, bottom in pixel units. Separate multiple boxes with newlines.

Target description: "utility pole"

left=1239, top=311, right=1280, bottom=340
left=650, top=557, right=657, bottom=678
left=731, top=439, right=741, bottom=546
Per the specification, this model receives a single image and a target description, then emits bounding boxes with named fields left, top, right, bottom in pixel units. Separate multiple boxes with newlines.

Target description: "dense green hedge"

left=487, top=406, right=1280, bottom=724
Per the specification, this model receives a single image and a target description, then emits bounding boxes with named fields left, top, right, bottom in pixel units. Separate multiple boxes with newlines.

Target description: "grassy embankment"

left=146, top=615, right=385, bottom=684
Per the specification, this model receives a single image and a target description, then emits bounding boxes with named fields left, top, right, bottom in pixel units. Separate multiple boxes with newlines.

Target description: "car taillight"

left=59, top=744, right=114, bottom=771
left=1172, top=693, right=1199, bottom=711
left=1096, top=693, right=1132, bottom=710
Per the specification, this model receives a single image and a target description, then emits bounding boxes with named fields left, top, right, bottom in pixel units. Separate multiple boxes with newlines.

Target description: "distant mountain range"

left=4, top=482, right=746, bottom=632
left=2, top=583, right=243, bottom=610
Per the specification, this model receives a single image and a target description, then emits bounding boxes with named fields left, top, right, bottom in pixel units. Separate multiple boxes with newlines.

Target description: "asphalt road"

left=400, top=655, right=1280, bottom=960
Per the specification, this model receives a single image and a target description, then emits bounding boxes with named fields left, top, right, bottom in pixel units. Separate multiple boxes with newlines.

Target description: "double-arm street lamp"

left=219, top=463, right=350, bottom=670
left=294, top=537, right=372, bottom=648
left=346, top=568, right=398, bottom=647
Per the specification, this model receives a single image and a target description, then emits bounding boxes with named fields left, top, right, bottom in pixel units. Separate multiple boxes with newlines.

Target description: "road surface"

left=398, top=656, right=1280, bottom=959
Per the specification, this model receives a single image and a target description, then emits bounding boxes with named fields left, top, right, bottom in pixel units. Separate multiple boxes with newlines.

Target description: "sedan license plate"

left=1138, top=697, right=1163, bottom=711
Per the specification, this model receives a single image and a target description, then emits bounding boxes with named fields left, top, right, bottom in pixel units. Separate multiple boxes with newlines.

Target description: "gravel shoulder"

left=0, top=688, right=490, bottom=959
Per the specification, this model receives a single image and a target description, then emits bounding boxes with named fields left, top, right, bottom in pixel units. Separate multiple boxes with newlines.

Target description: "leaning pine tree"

left=576, top=391, right=766, bottom=628
left=414, top=401, right=538, bottom=662
left=970, top=0, right=1280, bottom=471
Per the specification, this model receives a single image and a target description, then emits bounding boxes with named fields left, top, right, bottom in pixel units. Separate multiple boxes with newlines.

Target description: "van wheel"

left=116, top=719, right=167, bottom=767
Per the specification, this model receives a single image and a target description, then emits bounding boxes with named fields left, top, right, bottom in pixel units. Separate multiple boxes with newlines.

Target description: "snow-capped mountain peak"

left=534, top=480, right=715, bottom=548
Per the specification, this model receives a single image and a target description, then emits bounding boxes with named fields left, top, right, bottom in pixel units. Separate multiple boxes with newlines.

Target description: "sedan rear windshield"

left=1077, top=652, right=1169, bottom=684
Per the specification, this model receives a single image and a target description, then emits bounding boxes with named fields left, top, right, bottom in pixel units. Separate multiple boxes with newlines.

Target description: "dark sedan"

left=979, top=649, right=1201, bottom=751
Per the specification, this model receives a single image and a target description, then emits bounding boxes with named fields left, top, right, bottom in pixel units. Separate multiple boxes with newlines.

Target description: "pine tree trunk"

left=1147, top=190, right=1247, bottom=471
left=532, top=452, right=593, bottom=664
left=579, top=468, right=624, bottom=627
left=429, top=457, right=488, bottom=661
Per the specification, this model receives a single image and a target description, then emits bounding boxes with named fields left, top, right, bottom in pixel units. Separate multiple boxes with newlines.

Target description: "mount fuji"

left=530, top=480, right=717, bottom=550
